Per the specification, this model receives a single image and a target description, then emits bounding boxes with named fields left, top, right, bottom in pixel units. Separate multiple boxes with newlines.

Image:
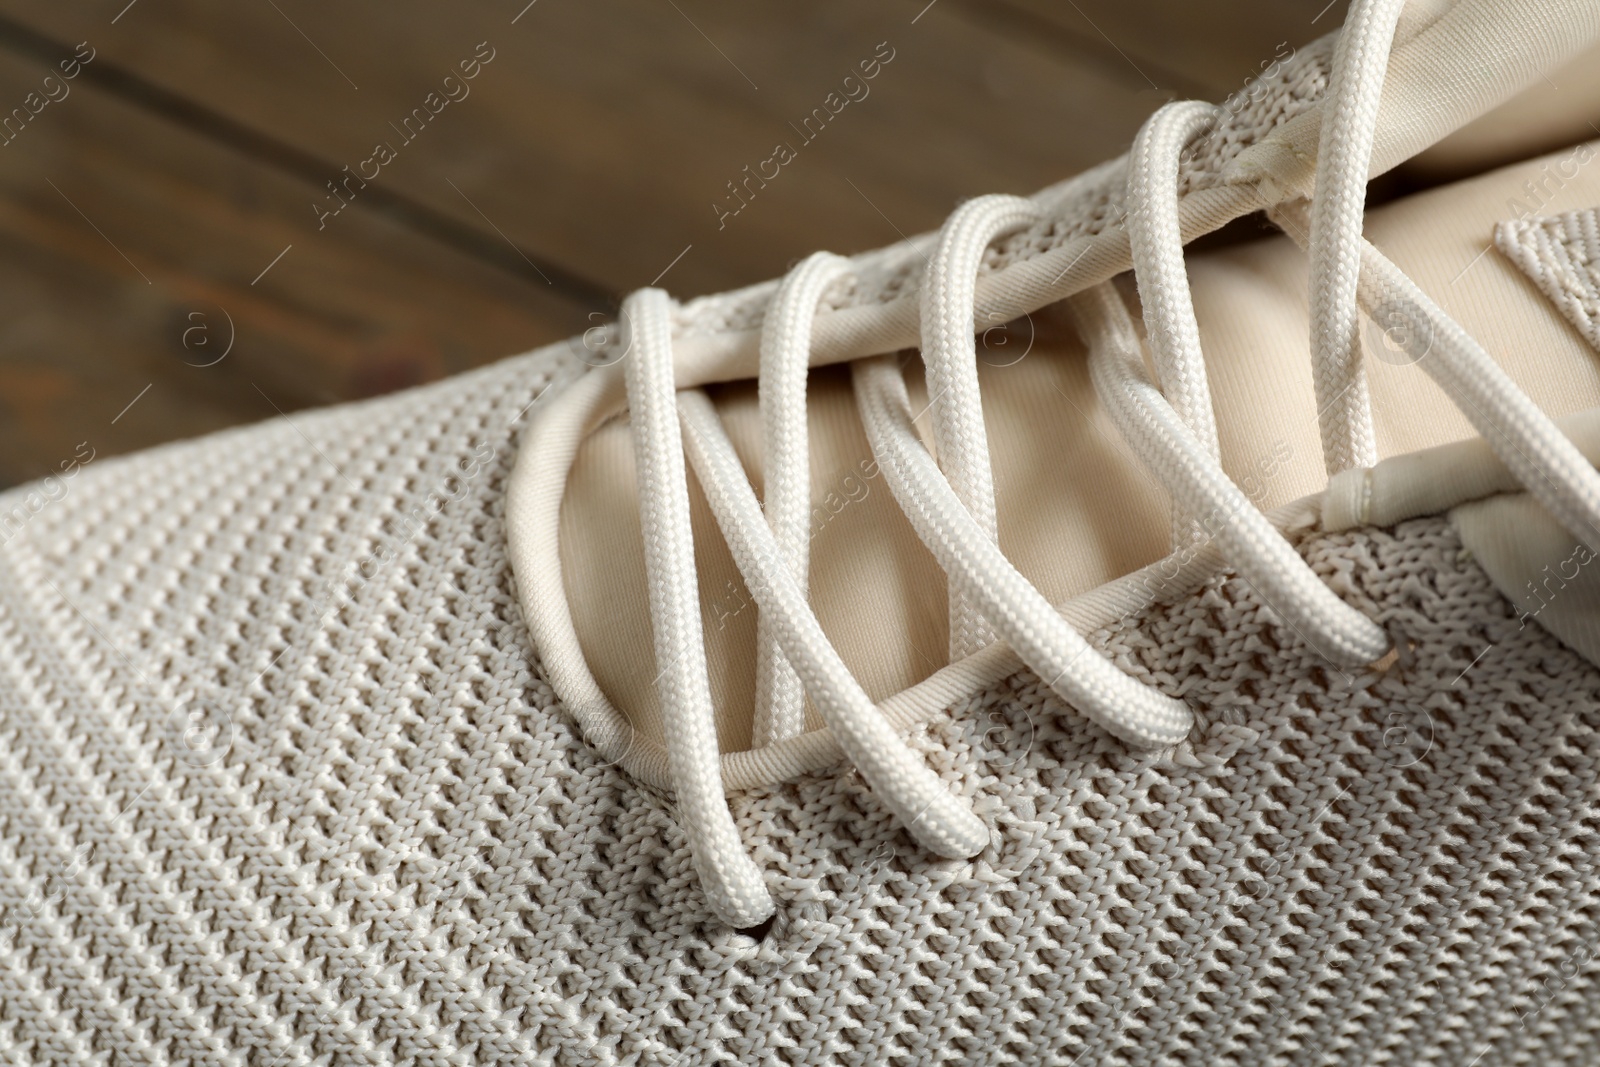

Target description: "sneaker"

left=4, top=1, right=1600, bottom=1063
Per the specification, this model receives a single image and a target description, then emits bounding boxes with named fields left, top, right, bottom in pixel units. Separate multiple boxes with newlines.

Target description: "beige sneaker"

left=4, top=1, right=1600, bottom=1063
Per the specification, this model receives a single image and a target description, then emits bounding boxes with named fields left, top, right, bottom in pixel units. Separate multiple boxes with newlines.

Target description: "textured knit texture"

left=4, top=15, right=1598, bottom=1061
left=1, top=334, right=1598, bottom=1063
left=1496, top=206, right=1600, bottom=352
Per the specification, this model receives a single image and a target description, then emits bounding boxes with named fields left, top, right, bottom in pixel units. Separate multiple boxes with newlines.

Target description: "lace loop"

left=754, top=252, right=854, bottom=748
left=1274, top=198, right=1600, bottom=557
left=604, top=9, right=1592, bottom=928
left=853, top=354, right=1195, bottom=746
left=678, top=388, right=990, bottom=862
left=920, top=194, right=1043, bottom=658
left=1309, top=0, right=1408, bottom=474
left=1126, top=100, right=1225, bottom=545
left=1075, top=281, right=1390, bottom=667
left=621, top=287, right=776, bottom=928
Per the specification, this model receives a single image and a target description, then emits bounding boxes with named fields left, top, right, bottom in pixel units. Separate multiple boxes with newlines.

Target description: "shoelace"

left=614, top=0, right=1600, bottom=929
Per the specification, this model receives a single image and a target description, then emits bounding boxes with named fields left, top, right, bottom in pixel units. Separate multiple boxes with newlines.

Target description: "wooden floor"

left=0, top=0, right=1351, bottom=488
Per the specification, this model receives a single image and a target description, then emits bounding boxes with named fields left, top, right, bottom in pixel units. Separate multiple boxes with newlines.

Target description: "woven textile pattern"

left=1496, top=206, right=1600, bottom=352
left=0, top=339, right=1596, bottom=1065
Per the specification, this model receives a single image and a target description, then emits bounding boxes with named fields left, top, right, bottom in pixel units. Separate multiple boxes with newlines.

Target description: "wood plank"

left=0, top=41, right=592, bottom=488
left=0, top=1, right=1359, bottom=485
left=0, top=0, right=1170, bottom=300
left=966, top=0, right=1350, bottom=99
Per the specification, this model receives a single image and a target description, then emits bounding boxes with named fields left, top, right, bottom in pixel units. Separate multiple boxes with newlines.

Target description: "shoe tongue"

left=558, top=139, right=1600, bottom=759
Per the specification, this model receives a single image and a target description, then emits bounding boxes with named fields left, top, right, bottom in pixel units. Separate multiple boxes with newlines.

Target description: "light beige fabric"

left=1325, top=407, right=1600, bottom=532
left=1453, top=490, right=1600, bottom=665
left=562, top=139, right=1600, bottom=754
left=1409, top=40, right=1600, bottom=180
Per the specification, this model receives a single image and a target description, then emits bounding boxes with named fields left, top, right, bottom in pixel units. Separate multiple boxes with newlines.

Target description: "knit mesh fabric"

left=3, top=18, right=1597, bottom=1061
left=0, top=335, right=1597, bottom=1065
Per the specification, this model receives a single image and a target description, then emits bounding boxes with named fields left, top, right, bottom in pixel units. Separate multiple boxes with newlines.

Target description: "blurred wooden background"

left=0, top=0, right=1359, bottom=488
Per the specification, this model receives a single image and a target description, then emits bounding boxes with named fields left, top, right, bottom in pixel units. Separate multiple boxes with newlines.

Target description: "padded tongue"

left=558, top=139, right=1600, bottom=754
